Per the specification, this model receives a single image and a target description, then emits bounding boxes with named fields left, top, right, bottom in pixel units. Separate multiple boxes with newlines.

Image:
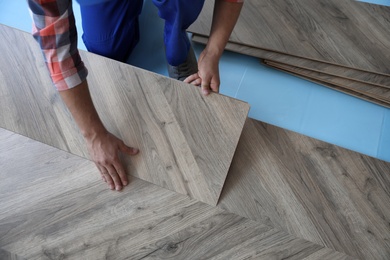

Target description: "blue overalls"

left=78, top=0, right=205, bottom=65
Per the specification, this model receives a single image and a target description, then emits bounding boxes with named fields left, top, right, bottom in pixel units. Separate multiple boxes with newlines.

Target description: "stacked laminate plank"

left=188, top=0, right=390, bottom=107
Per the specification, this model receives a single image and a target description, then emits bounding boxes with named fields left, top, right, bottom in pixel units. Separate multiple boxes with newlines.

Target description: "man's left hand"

left=184, top=49, right=220, bottom=95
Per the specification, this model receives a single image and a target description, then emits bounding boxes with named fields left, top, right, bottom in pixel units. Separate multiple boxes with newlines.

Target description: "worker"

left=28, top=0, right=243, bottom=191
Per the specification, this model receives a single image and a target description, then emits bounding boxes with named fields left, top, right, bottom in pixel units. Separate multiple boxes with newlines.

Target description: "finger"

left=190, top=78, right=202, bottom=86
left=95, top=164, right=107, bottom=182
left=201, top=83, right=211, bottom=96
left=184, top=73, right=200, bottom=83
left=200, top=74, right=212, bottom=96
left=113, top=160, right=128, bottom=187
left=106, top=164, right=123, bottom=191
left=120, top=142, right=139, bottom=156
left=101, top=167, right=115, bottom=190
left=210, top=76, right=220, bottom=93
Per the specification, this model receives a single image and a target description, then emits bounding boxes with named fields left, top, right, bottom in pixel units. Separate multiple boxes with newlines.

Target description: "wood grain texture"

left=189, top=0, right=390, bottom=76
left=0, top=249, right=26, bottom=260
left=0, top=24, right=250, bottom=206
left=0, top=128, right=354, bottom=260
left=192, top=34, right=390, bottom=88
left=219, top=119, right=390, bottom=259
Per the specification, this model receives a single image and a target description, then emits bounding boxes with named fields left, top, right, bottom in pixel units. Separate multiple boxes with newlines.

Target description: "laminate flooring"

left=219, top=119, right=390, bottom=259
left=0, top=24, right=250, bottom=206
left=2, top=24, right=390, bottom=259
left=189, top=0, right=390, bottom=75
left=192, top=34, right=390, bottom=107
left=0, top=128, right=354, bottom=260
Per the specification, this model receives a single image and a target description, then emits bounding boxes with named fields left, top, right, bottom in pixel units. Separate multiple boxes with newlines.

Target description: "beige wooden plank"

left=0, top=128, right=353, bottom=260
left=0, top=24, right=249, bottom=206
left=189, top=0, right=390, bottom=76
left=192, top=34, right=390, bottom=89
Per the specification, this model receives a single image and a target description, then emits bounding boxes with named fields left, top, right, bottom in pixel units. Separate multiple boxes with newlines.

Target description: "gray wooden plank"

left=264, top=61, right=390, bottom=108
left=219, top=119, right=390, bottom=259
left=263, top=60, right=390, bottom=108
left=264, top=60, right=390, bottom=103
left=0, top=128, right=353, bottom=260
left=0, top=24, right=249, bottom=206
left=0, top=249, right=26, bottom=260
left=189, top=0, right=390, bottom=76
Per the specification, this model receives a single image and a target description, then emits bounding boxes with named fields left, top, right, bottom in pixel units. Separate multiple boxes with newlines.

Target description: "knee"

left=154, top=0, right=205, bottom=28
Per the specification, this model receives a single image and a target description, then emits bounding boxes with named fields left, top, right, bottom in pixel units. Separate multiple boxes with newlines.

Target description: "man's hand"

left=59, top=80, right=140, bottom=191
left=184, top=49, right=220, bottom=95
left=185, top=0, right=243, bottom=95
left=86, top=130, right=139, bottom=191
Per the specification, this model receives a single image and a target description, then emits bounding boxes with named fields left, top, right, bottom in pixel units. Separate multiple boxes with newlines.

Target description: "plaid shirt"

left=28, top=0, right=244, bottom=91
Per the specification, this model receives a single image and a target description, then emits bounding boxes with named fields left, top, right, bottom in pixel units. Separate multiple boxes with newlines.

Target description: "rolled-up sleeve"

left=28, top=0, right=88, bottom=91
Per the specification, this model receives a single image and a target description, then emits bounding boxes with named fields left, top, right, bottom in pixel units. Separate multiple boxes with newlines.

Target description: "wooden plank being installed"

left=0, top=24, right=249, bottom=206
left=189, top=0, right=390, bottom=76
left=0, top=128, right=354, bottom=260
left=191, top=34, right=390, bottom=88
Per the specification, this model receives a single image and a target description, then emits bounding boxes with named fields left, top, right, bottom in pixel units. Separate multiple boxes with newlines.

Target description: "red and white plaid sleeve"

left=28, top=0, right=88, bottom=91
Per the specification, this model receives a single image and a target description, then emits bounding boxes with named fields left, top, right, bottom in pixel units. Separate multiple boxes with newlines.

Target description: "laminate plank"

left=189, top=0, right=390, bottom=76
left=0, top=249, right=26, bottom=260
left=0, top=128, right=353, bottom=260
left=264, top=60, right=390, bottom=106
left=264, top=60, right=390, bottom=102
left=0, top=24, right=250, bottom=206
left=264, top=61, right=390, bottom=108
left=218, top=119, right=390, bottom=259
left=192, top=34, right=390, bottom=88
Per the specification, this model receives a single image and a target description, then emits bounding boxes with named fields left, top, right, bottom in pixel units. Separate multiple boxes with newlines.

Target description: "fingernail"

left=123, top=181, right=128, bottom=186
left=116, top=186, right=122, bottom=191
left=202, top=89, right=209, bottom=95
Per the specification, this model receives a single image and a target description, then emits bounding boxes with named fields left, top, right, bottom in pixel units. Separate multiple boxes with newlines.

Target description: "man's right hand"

left=86, top=130, right=139, bottom=191
left=59, top=80, right=139, bottom=191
